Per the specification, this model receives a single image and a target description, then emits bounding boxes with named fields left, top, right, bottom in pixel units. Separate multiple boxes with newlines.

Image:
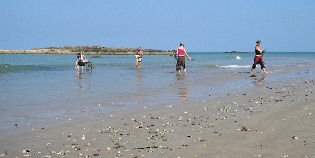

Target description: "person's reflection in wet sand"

left=135, top=69, right=146, bottom=104
left=75, top=71, right=90, bottom=90
left=252, top=73, right=266, bottom=87
left=76, top=71, right=85, bottom=80
left=176, top=74, right=190, bottom=102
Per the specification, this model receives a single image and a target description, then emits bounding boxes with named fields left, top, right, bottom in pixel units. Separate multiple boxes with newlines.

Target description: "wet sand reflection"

left=75, top=71, right=92, bottom=90
left=135, top=69, right=146, bottom=104
left=252, top=73, right=266, bottom=87
left=176, top=74, right=190, bottom=102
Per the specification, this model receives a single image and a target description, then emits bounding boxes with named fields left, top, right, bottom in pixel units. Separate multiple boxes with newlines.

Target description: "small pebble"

left=241, top=126, right=248, bottom=131
left=74, top=147, right=81, bottom=151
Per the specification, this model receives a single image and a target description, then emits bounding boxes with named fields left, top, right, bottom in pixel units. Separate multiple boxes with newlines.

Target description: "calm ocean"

left=0, top=52, right=314, bottom=129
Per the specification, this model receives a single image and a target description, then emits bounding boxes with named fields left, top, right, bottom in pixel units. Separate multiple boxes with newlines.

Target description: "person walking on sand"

left=76, top=53, right=88, bottom=73
left=136, top=47, right=144, bottom=68
left=176, top=43, right=191, bottom=74
left=251, top=40, right=267, bottom=74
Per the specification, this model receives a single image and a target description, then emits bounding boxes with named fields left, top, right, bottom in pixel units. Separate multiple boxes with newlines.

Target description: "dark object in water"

left=250, top=75, right=256, bottom=77
left=86, top=61, right=95, bottom=71
left=91, top=55, right=102, bottom=58
left=170, top=54, right=178, bottom=60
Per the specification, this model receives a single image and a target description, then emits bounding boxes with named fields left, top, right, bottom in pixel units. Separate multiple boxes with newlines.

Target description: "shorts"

left=176, top=56, right=185, bottom=71
left=77, top=61, right=86, bottom=66
left=138, top=57, right=142, bottom=62
left=252, top=56, right=265, bottom=69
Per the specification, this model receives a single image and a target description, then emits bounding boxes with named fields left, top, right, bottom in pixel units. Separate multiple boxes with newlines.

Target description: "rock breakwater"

left=0, top=46, right=174, bottom=55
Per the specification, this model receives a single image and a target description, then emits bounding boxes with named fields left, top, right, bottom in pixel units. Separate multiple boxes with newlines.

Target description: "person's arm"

left=141, top=51, right=144, bottom=58
left=75, top=58, right=78, bottom=68
left=256, top=46, right=264, bottom=53
left=83, top=55, right=88, bottom=62
left=184, top=48, right=191, bottom=60
left=262, top=50, right=266, bottom=57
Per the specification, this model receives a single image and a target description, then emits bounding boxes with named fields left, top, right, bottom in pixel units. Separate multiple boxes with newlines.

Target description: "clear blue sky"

left=1, top=0, right=315, bottom=52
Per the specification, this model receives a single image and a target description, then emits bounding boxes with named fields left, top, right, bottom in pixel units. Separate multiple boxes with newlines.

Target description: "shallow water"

left=0, top=52, right=315, bottom=129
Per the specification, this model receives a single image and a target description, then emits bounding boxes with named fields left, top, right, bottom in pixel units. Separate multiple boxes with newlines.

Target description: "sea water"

left=0, top=52, right=315, bottom=129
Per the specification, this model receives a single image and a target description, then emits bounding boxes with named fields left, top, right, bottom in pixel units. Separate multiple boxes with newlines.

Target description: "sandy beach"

left=2, top=0, right=315, bottom=157
left=0, top=73, right=314, bottom=158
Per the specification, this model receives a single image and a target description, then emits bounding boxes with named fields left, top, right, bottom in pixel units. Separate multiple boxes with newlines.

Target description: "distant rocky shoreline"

left=0, top=45, right=175, bottom=55
left=225, top=51, right=253, bottom=53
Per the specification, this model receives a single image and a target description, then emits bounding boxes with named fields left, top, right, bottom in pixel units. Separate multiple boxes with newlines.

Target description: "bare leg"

left=81, top=66, right=84, bottom=73
left=250, top=68, right=257, bottom=77
left=184, top=69, right=186, bottom=75
left=136, top=60, right=138, bottom=67
left=263, top=68, right=267, bottom=73
left=138, top=62, right=141, bottom=68
left=251, top=68, right=254, bottom=74
left=177, top=70, right=181, bottom=74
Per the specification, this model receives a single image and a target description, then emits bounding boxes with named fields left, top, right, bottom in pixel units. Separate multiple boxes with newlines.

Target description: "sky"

left=1, top=0, right=315, bottom=52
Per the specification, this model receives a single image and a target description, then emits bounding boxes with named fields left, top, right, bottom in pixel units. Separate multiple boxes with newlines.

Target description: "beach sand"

left=0, top=77, right=314, bottom=158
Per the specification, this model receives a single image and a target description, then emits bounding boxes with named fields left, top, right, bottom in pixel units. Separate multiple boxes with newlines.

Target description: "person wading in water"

left=136, top=47, right=144, bottom=68
left=76, top=53, right=89, bottom=73
left=176, top=43, right=191, bottom=75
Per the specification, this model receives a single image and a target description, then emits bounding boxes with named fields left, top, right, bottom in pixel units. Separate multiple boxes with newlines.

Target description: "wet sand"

left=0, top=75, right=314, bottom=158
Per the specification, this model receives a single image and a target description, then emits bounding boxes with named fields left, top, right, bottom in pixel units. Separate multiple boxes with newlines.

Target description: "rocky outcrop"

left=0, top=46, right=175, bottom=55
left=225, top=51, right=253, bottom=53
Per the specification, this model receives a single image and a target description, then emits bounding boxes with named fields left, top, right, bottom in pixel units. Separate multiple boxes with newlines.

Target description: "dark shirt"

left=255, top=49, right=262, bottom=56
